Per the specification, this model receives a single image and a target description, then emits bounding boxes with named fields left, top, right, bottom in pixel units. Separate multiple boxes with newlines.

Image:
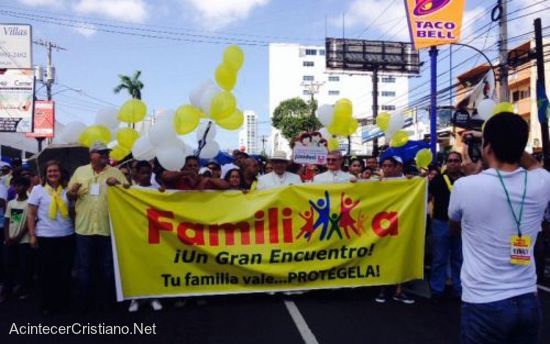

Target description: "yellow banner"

left=108, top=179, right=427, bottom=300
left=404, top=0, right=465, bottom=50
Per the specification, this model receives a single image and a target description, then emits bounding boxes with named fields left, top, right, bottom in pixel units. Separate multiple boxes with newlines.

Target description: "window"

left=382, top=76, right=396, bottom=83
left=303, top=61, right=314, bottom=67
left=305, top=49, right=317, bottom=55
left=328, top=90, right=340, bottom=96
left=512, top=91, right=520, bottom=102
left=319, top=49, right=325, bottom=55
left=303, top=75, right=314, bottom=81
left=328, top=76, right=340, bottom=82
left=520, top=89, right=530, bottom=99
left=303, top=90, right=311, bottom=96
left=381, top=91, right=396, bottom=97
left=381, top=105, right=396, bottom=111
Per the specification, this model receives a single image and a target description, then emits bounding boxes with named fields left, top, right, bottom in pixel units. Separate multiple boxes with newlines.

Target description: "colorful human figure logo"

left=339, top=192, right=361, bottom=239
left=309, top=191, right=331, bottom=240
left=296, top=207, right=315, bottom=241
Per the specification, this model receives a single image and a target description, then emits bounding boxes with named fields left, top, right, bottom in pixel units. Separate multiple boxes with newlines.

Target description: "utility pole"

left=534, top=18, right=550, bottom=171
left=33, top=40, right=66, bottom=151
left=260, top=135, right=268, bottom=155
left=301, top=80, right=325, bottom=130
left=372, top=68, right=379, bottom=156
left=497, top=0, right=509, bottom=101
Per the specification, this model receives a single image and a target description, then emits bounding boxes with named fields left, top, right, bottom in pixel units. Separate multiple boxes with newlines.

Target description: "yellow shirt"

left=68, top=164, right=126, bottom=236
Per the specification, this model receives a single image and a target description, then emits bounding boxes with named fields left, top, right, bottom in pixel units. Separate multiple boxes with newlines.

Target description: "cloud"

left=72, top=0, right=148, bottom=23
left=17, top=0, right=64, bottom=7
left=182, top=0, right=270, bottom=28
left=74, top=23, right=97, bottom=37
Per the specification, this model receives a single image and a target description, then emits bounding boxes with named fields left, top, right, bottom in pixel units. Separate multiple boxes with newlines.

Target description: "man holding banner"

left=449, top=114, right=550, bottom=343
left=257, top=151, right=301, bottom=190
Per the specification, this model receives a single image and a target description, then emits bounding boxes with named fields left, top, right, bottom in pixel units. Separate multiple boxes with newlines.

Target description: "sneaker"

left=375, top=292, right=386, bottom=303
left=393, top=292, right=415, bottom=304
left=128, top=300, right=139, bottom=312
left=150, top=299, right=162, bottom=311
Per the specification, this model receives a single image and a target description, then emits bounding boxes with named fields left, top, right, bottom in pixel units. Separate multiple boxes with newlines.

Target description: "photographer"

left=448, top=113, right=550, bottom=343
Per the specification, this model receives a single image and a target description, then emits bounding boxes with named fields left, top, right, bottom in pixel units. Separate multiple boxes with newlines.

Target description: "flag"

left=537, top=79, right=549, bottom=124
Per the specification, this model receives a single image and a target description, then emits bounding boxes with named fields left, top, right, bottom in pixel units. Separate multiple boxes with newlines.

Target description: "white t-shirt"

left=448, top=167, right=550, bottom=303
left=5, top=198, right=30, bottom=244
left=313, top=170, right=356, bottom=184
left=257, top=172, right=302, bottom=190
left=28, top=185, right=74, bottom=238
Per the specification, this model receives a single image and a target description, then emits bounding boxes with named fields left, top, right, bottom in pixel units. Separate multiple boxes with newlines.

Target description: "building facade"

left=239, top=110, right=258, bottom=154
left=268, top=43, right=410, bottom=156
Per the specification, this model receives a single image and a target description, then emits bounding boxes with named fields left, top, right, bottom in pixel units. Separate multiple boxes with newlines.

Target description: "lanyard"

left=496, top=169, right=527, bottom=237
left=442, top=175, right=453, bottom=191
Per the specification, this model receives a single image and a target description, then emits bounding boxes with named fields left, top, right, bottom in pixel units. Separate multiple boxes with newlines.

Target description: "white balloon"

left=156, top=109, right=175, bottom=123
left=196, top=121, right=217, bottom=143
left=156, top=146, right=186, bottom=172
left=61, top=121, right=87, bottom=144
left=149, top=120, right=178, bottom=148
left=131, top=135, right=156, bottom=161
left=317, top=104, right=334, bottom=127
left=387, top=113, right=405, bottom=134
left=190, top=80, right=215, bottom=109
left=199, top=140, right=220, bottom=159
left=476, top=98, right=497, bottom=120
left=51, top=135, right=67, bottom=145
left=199, top=86, right=219, bottom=115
left=319, top=127, right=331, bottom=139
left=95, top=108, right=119, bottom=129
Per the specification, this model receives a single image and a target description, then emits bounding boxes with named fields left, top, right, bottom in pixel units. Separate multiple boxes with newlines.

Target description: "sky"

left=0, top=0, right=547, bottom=150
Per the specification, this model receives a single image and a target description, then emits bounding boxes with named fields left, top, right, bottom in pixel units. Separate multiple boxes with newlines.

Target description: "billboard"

left=26, top=100, right=54, bottom=138
left=0, top=69, right=35, bottom=132
left=0, top=24, right=32, bottom=69
left=326, top=38, right=420, bottom=74
left=404, top=0, right=465, bottom=50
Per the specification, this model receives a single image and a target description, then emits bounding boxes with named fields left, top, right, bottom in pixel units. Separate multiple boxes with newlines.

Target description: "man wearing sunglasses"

left=428, top=151, right=464, bottom=300
left=313, top=151, right=356, bottom=184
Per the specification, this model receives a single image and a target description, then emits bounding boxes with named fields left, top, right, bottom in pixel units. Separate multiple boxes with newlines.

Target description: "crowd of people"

left=0, top=113, right=549, bottom=343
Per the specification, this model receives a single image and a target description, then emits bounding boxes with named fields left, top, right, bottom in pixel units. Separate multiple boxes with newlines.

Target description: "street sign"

left=0, top=24, right=32, bottom=68
left=26, top=100, right=54, bottom=138
left=0, top=68, right=35, bottom=132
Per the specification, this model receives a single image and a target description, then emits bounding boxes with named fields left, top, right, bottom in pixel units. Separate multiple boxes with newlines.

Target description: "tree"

left=113, top=70, right=144, bottom=99
left=271, top=97, right=321, bottom=145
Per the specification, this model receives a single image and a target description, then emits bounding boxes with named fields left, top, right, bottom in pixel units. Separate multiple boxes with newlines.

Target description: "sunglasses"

left=326, top=158, right=339, bottom=162
left=447, top=159, right=461, bottom=163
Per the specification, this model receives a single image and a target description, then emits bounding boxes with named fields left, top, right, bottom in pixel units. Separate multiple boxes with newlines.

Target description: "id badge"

left=90, top=183, right=100, bottom=196
left=510, top=235, right=531, bottom=266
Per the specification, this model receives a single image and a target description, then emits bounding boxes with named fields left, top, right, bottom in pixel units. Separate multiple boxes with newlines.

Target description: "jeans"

left=461, top=293, right=542, bottom=344
left=37, top=235, right=75, bottom=311
left=430, top=219, right=462, bottom=295
left=75, top=234, right=114, bottom=308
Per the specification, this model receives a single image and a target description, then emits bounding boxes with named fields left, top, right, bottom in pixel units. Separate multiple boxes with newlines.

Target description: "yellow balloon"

left=210, top=91, right=237, bottom=121
left=334, top=98, right=353, bottom=118
left=493, top=102, right=514, bottom=115
left=327, top=138, right=340, bottom=151
left=223, top=45, right=245, bottom=72
left=376, top=112, right=391, bottom=131
left=79, top=125, right=111, bottom=147
left=216, top=109, right=244, bottom=130
left=215, top=63, right=237, bottom=91
left=327, top=117, right=350, bottom=137
left=415, top=148, right=433, bottom=169
left=110, top=145, right=130, bottom=161
left=390, top=130, right=409, bottom=147
left=347, top=119, right=359, bottom=136
left=117, top=128, right=139, bottom=150
left=118, top=99, right=147, bottom=123
left=174, top=105, right=201, bottom=135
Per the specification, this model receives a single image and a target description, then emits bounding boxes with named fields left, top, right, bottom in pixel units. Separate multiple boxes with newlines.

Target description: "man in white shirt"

left=449, top=113, right=550, bottom=343
left=313, top=151, right=356, bottom=183
left=257, top=151, right=302, bottom=190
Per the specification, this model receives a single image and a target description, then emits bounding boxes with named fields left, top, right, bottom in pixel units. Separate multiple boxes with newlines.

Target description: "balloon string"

left=195, top=121, right=212, bottom=157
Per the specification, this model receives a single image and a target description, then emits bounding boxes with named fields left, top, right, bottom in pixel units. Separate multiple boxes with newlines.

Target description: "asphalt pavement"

left=1, top=282, right=550, bottom=344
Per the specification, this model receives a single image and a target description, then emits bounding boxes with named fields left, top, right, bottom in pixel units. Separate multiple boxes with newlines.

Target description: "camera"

left=451, top=109, right=484, bottom=163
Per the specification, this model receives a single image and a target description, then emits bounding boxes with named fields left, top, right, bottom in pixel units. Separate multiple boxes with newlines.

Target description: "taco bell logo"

left=413, top=0, right=452, bottom=16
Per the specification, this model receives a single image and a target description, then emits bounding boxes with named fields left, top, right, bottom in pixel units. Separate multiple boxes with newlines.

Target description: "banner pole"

left=429, top=46, right=438, bottom=160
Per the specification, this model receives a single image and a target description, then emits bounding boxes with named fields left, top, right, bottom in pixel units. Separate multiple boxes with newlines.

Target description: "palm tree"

left=113, top=70, right=144, bottom=99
